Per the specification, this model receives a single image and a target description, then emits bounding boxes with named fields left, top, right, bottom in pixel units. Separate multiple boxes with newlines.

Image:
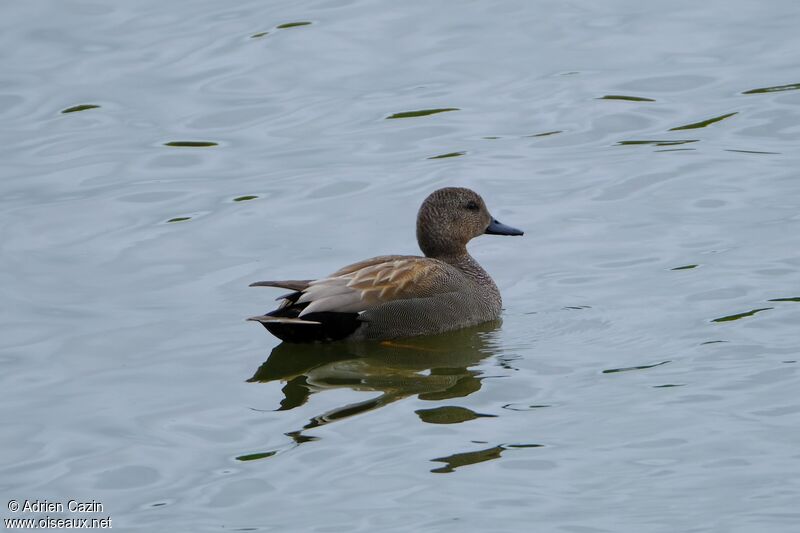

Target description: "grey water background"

left=1, top=0, right=799, bottom=531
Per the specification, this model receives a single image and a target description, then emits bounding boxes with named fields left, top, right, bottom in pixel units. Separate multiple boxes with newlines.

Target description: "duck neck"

left=435, top=251, right=497, bottom=288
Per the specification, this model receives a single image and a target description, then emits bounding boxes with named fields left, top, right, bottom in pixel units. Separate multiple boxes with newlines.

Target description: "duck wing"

left=295, top=255, right=463, bottom=316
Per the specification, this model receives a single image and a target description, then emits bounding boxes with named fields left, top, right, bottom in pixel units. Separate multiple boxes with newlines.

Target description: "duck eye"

left=464, top=201, right=480, bottom=212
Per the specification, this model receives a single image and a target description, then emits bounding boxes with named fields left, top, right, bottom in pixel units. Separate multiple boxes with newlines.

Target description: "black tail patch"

left=260, top=295, right=361, bottom=342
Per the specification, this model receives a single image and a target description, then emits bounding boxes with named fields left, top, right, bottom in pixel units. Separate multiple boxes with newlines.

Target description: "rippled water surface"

left=2, top=1, right=800, bottom=531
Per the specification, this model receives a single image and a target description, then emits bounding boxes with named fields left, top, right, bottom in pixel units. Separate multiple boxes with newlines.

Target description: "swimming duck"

left=248, top=187, right=523, bottom=342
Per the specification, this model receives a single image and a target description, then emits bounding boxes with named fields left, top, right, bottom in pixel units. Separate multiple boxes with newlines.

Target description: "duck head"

left=416, top=187, right=523, bottom=258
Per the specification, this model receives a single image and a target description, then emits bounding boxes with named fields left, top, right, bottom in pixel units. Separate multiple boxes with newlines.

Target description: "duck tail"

left=249, top=279, right=312, bottom=291
left=248, top=279, right=360, bottom=342
left=248, top=311, right=361, bottom=343
left=246, top=315, right=321, bottom=325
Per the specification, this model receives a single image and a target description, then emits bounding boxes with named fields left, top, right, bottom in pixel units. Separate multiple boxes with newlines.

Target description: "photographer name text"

left=10, top=500, right=103, bottom=514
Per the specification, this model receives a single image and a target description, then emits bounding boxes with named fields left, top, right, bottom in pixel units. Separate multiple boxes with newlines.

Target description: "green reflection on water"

left=712, top=308, right=772, bottom=322
left=669, top=112, right=737, bottom=131
left=431, top=446, right=504, bottom=473
left=430, top=443, right=543, bottom=473
left=61, top=104, right=100, bottom=114
left=427, top=151, right=466, bottom=160
left=671, top=264, right=698, bottom=270
left=419, top=368, right=483, bottom=401
left=250, top=31, right=269, bottom=38
left=236, top=451, right=277, bottom=461
left=163, top=141, right=218, bottom=147
left=415, top=406, right=496, bottom=424
left=234, top=195, right=258, bottom=202
left=742, top=82, right=800, bottom=94
left=768, top=296, right=800, bottom=302
left=386, top=108, right=459, bottom=119
left=277, top=22, right=312, bottom=29
left=166, top=217, right=191, bottom=223
left=725, top=149, right=780, bottom=155
left=247, top=323, right=499, bottom=442
left=603, top=360, right=670, bottom=374
left=617, top=139, right=698, bottom=146
left=598, top=95, right=655, bottom=102
left=526, top=130, right=562, bottom=137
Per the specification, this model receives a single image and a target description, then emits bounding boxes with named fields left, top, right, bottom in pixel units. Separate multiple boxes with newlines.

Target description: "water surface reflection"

left=247, top=323, right=501, bottom=447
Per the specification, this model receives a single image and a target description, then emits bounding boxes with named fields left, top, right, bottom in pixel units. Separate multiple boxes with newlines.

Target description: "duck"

left=248, top=187, right=523, bottom=342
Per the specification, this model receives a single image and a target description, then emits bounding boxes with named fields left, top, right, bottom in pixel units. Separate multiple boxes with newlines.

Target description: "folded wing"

left=282, top=255, right=463, bottom=316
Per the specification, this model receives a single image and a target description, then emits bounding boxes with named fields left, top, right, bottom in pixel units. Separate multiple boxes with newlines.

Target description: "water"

left=2, top=0, right=799, bottom=531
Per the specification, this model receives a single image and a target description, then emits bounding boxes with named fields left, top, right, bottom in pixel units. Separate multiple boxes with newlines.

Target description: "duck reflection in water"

left=248, top=322, right=501, bottom=439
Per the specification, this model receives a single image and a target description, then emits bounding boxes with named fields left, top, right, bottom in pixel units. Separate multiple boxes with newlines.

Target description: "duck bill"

left=485, top=218, right=524, bottom=236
